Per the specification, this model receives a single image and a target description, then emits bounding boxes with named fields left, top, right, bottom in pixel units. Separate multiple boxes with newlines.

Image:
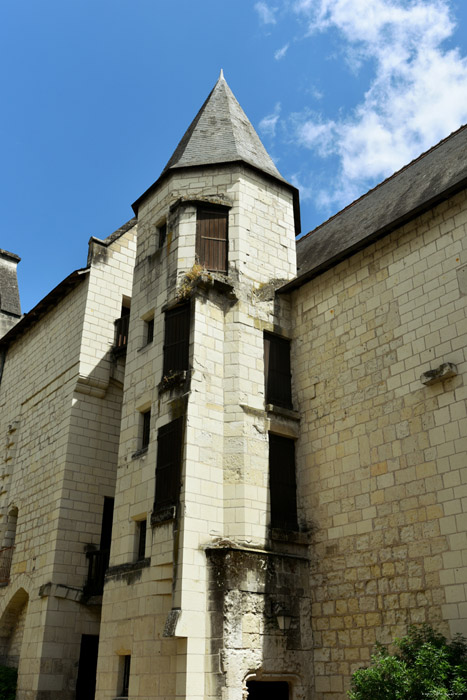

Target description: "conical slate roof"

left=161, top=71, right=286, bottom=182
left=132, top=73, right=300, bottom=233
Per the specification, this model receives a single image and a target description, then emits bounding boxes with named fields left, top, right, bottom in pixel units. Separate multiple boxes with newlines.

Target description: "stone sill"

left=106, top=557, right=151, bottom=581
left=270, top=528, right=311, bottom=546
left=266, top=404, right=300, bottom=421
left=151, top=505, right=176, bottom=526
left=131, top=446, right=148, bottom=460
left=158, top=370, right=188, bottom=395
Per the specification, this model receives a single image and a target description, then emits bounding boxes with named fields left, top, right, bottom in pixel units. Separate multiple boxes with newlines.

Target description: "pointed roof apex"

left=159, top=73, right=286, bottom=183
left=132, top=75, right=301, bottom=233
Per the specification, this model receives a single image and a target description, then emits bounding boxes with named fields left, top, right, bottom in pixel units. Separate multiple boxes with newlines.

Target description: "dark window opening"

left=158, top=222, right=167, bottom=248
left=137, top=519, right=147, bottom=561
left=141, top=410, right=151, bottom=450
left=121, top=655, right=131, bottom=697
left=85, top=497, right=114, bottom=595
left=76, top=634, right=99, bottom=700
left=145, top=317, right=154, bottom=345
left=269, top=434, right=298, bottom=530
left=114, top=301, right=131, bottom=351
left=163, top=304, right=190, bottom=376
left=196, top=206, right=228, bottom=272
left=154, top=417, right=184, bottom=512
left=247, top=680, right=289, bottom=699
left=264, top=332, right=292, bottom=409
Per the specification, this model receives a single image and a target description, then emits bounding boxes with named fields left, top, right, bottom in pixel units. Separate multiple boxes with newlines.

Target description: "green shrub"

left=348, top=625, right=467, bottom=700
left=0, top=665, right=17, bottom=700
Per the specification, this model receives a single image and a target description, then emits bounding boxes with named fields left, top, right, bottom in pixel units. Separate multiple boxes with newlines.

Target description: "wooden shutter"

left=196, top=207, right=228, bottom=272
left=269, top=434, right=297, bottom=530
left=264, top=333, right=292, bottom=408
left=155, top=417, right=184, bottom=510
left=163, top=304, right=190, bottom=375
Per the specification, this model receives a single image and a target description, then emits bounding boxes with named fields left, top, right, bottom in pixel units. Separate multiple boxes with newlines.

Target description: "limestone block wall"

left=291, top=188, right=467, bottom=699
left=96, top=165, right=298, bottom=699
left=0, top=224, right=136, bottom=699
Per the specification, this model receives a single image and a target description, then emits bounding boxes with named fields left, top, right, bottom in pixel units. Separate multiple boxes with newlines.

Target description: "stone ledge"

left=266, top=404, right=300, bottom=421
left=151, top=505, right=177, bottom=525
left=420, top=362, right=458, bottom=385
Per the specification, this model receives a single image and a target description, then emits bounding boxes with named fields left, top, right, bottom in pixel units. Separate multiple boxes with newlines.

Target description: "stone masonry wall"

left=0, top=224, right=136, bottom=699
left=96, top=164, right=298, bottom=699
left=292, top=188, right=467, bottom=699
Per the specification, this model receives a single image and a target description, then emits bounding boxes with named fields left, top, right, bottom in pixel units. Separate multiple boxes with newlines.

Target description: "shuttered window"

left=264, top=333, right=293, bottom=409
left=269, top=433, right=298, bottom=530
left=196, top=206, right=228, bottom=272
left=163, top=304, right=190, bottom=376
left=154, top=417, right=184, bottom=511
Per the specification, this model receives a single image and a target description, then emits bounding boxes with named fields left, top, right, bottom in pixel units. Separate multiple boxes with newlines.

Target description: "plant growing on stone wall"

left=348, top=625, right=467, bottom=699
left=176, top=263, right=209, bottom=301
left=0, top=665, right=17, bottom=700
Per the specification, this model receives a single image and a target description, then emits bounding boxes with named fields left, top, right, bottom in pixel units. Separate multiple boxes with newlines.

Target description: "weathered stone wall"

left=0, top=225, right=136, bottom=699
left=206, top=547, right=312, bottom=700
left=96, top=164, right=300, bottom=699
left=292, top=188, right=467, bottom=699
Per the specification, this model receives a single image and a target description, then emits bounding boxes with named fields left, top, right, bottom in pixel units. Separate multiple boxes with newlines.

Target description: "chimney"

left=0, top=250, right=21, bottom=339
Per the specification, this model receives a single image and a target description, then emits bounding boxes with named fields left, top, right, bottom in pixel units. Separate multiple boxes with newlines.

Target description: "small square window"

left=141, top=410, right=151, bottom=450
left=145, top=317, right=154, bottom=345
left=158, top=222, right=167, bottom=248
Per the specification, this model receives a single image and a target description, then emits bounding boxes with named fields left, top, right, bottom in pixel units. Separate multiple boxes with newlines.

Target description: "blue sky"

left=2, top=0, right=467, bottom=312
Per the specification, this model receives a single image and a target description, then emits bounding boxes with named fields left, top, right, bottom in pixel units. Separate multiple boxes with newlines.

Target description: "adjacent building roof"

left=0, top=269, right=89, bottom=349
left=283, top=123, right=467, bottom=292
left=132, top=72, right=301, bottom=232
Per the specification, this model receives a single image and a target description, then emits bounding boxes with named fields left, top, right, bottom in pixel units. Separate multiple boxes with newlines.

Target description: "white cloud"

left=290, top=0, right=467, bottom=209
left=275, top=43, right=290, bottom=60
left=259, top=103, right=282, bottom=137
left=255, top=2, right=277, bottom=25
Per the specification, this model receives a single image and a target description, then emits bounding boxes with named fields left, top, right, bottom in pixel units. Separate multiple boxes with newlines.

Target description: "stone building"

left=0, top=73, right=467, bottom=700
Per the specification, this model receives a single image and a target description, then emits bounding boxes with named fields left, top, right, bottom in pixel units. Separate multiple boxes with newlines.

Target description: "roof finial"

left=219, top=68, right=224, bottom=80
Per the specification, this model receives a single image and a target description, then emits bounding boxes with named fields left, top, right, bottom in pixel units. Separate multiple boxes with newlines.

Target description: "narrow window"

left=196, top=206, right=228, bottom=272
left=145, top=317, right=154, bottom=345
left=269, top=434, right=298, bottom=530
left=114, top=301, right=131, bottom=350
left=154, top=417, right=184, bottom=512
left=120, top=655, right=131, bottom=697
left=163, top=304, right=190, bottom=376
left=137, top=519, right=147, bottom=561
left=264, top=332, right=292, bottom=409
left=158, top=221, right=167, bottom=248
left=141, top=410, right=151, bottom=450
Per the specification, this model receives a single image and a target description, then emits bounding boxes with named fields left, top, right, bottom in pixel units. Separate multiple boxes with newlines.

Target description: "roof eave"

left=0, top=268, right=90, bottom=349
left=280, top=176, right=467, bottom=294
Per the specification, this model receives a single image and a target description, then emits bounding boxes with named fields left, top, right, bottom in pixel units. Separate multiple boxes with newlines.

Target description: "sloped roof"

left=161, top=71, right=285, bottom=182
left=132, top=73, right=300, bottom=232
left=283, top=123, right=467, bottom=292
left=0, top=269, right=89, bottom=349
